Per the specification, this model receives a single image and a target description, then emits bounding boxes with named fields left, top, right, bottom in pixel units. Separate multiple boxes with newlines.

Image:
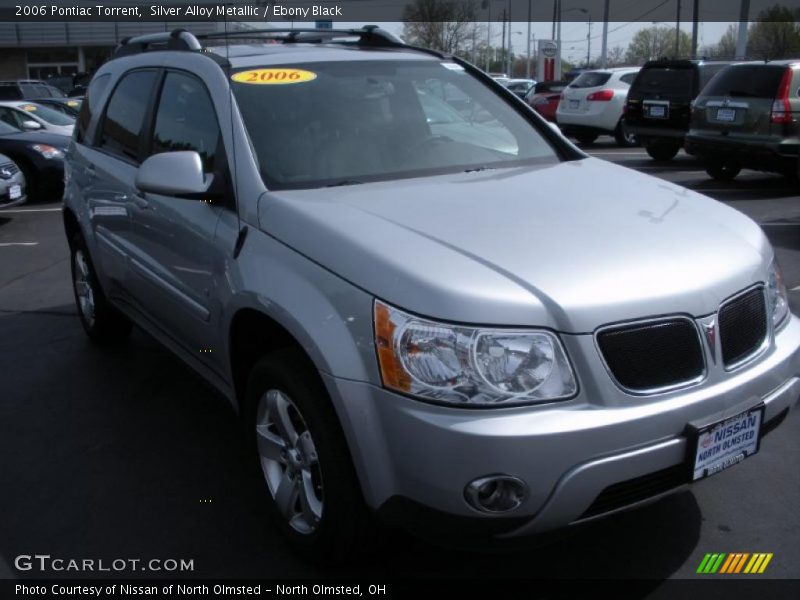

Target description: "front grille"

left=578, top=465, right=687, bottom=520
left=597, top=319, right=705, bottom=392
left=0, top=162, right=19, bottom=176
left=718, top=287, right=767, bottom=368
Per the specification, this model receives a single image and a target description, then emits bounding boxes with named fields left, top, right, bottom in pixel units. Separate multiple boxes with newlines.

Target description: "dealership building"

left=0, top=21, right=249, bottom=80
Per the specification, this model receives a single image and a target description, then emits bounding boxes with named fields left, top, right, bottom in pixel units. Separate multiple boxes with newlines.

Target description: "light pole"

left=600, top=0, right=610, bottom=68
left=586, top=17, right=593, bottom=66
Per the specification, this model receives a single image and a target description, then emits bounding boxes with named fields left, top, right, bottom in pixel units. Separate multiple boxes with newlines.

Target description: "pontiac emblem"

left=703, top=319, right=717, bottom=364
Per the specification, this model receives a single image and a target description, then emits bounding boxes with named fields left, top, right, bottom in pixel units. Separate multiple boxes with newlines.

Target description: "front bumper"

left=324, top=315, right=800, bottom=539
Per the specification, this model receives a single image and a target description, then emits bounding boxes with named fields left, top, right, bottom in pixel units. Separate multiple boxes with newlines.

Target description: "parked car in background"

left=0, top=153, right=26, bottom=209
left=34, top=97, right=83, bottom=118
left=557, top=67, right=641, bottom=146
left=0, top=120, right=68, bottom=202
left=625, top=59, right=732, bottom=161
left=0, top=101, right=75, bottom=136
left=505, top=78, right=536, bottom=99
left=525, top=80, right=569, bottom=122
left=685, top=61, right=800, bottom=180
left=0, top=80, right=66, bottom=100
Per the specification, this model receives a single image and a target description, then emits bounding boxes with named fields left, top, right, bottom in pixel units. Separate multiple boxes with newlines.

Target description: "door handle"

left=84, top=164, right=96, bottom=178
left=132, top=196, right=150, bottom=210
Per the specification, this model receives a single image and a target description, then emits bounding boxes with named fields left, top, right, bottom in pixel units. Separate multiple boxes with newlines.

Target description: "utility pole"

left=586, top=18, right=592, bottom=67
left=526, top=0, right=532, bottom=79
left=691, top=0, right=699, bottom=58
left=501, top=8, right=506, bottom=74
left=556, top=0, right=562, bottom=79
left=600, top=0, right=610, bottom=68
left=506, top=0, right=512, bottom=76
left=485, top=0, right=491, bottom=72
left=736, top=0, right=750, bottom=59
left=675, top=0, right=682, bottom=57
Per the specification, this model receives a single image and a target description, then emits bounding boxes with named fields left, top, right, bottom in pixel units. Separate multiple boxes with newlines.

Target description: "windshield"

left=232, top=60, right=558, bottom=190
left=17, top=103, right=74, bottom=126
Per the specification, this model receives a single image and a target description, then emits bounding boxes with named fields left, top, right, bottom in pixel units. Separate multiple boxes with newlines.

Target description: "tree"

left=746, top=5, right=800, bottom=60
left=624, top=26, right=692, bottom=64
left=703, top=24, right=738, bottom=59
left=402, top=0, right=483, bottom=58
left=606, top=45, right=627, bottom=66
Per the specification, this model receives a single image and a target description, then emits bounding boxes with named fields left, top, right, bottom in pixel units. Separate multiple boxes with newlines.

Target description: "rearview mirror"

left=21, top=120, right=42, bottom=131
left=135, top=151, right=211, bottom=197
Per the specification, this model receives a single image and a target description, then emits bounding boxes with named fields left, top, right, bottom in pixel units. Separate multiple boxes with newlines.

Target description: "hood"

left=2, top=130, right=71, bottom=148
left=258, top=158, right=770, bottom=332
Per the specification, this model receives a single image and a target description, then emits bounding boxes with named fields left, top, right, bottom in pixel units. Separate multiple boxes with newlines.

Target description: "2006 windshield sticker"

left=231, top=68, right=317, bottom=85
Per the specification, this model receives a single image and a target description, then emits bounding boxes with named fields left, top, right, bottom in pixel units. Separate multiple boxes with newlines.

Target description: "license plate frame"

left=686, top=404, right=764, bottom=482
left=715, top=107, right=737, bottom=122
left=645, top=104, right=667, bottom=119
left=8, top=184, right=21, bottom=200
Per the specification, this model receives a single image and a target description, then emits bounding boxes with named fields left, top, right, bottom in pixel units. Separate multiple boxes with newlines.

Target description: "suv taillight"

left=587, top=89, right=614, bottom=101
left=771, top=67, right=793, bottom=124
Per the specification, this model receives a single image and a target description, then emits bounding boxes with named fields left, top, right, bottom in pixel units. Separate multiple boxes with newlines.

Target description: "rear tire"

left=575, top=133, right=598, bottom=146
left=70, top=233, right=132, bottom=344
left=245, top=349, right=377, bottom=564
left=645, top=142, right=680, bottom=161
left=706, top=160, right=741, bottom=181
left=614, top=121, right=639, bottom=147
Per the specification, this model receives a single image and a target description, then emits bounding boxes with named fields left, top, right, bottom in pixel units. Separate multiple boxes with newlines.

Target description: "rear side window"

left=99, top=70, right=158, bottom=162
left=620, top=72, right=638, bottom=85
left=150, top=72, right=220, bottom=173
left=76, top=73, right=110, bottom=145
left=631, top=67, right=694, bottom=97
left=700, top=65, right=787, bottom=99
left=570, top=72, right=611, bottom=88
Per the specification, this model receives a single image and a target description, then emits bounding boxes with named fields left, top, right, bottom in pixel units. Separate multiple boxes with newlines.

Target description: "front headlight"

left=31, top=144, right=64, bottom=159
left=374, top=300, right=577, bottom=406
left=767, top=259, right=790, bottom=329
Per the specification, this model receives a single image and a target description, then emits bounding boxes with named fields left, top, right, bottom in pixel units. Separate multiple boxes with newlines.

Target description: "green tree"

left=624, top=26, right=692, bottom=64
left=402, top=0, right=482, bottom=58
left=746, top=5, right=800, bottom=60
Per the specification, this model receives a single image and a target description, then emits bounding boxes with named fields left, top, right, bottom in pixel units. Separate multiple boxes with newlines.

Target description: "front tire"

left=70, top=233, right=132, bottom=344
left=246, top=349, right=377, bottom=563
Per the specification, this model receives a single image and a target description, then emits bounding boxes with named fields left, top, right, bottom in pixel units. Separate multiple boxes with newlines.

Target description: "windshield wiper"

left=326, top=180, right=364, bottom=187
left=463, top=166, right=495, bottom=173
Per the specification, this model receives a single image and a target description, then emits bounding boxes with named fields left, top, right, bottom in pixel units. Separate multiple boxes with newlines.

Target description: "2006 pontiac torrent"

left=63, top=28, right=800, bottom=560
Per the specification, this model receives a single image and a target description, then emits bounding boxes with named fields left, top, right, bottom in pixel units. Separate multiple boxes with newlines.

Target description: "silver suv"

left=63, top=28, right=800, bottom=559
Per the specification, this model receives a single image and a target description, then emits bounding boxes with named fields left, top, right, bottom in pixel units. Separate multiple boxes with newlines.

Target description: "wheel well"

left=63, top=207, right=79, bottom=246
left=229, top=309, right=316, bottom=412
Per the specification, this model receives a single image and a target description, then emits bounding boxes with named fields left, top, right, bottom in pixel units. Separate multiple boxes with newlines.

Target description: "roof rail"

left=113, top=29, right=202, bottom=59
left=196, top=25, right=404, bottom=48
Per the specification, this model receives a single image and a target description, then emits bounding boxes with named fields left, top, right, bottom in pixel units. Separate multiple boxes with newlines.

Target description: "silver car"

left=63, top=28, right=800, bottom=560
left=0, top=153, right=26, bottom=209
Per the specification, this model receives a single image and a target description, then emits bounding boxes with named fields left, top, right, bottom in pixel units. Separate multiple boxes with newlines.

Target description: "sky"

left=280, top=20, right=734, bottom=65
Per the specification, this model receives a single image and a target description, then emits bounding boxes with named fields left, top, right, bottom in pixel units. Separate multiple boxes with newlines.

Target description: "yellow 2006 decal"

left=231, top=68, right=317, bottom=85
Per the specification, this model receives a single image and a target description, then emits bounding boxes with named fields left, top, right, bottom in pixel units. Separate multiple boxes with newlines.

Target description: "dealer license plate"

left=690, top=405, right=763, bottom=481
left=715, top=107, right=736, bottom=122
left=647, top=105, right=666, bottom=118
left=9, top=185, right=21, bottom=200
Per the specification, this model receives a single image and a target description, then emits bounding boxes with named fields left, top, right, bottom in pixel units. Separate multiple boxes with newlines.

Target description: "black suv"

left=625, top=60, right=731, bottom=160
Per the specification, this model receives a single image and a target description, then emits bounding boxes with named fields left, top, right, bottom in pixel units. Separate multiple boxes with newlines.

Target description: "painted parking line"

left=0, top=207, right=61, bottom=213
left=0, top=242, right=39, bottom=247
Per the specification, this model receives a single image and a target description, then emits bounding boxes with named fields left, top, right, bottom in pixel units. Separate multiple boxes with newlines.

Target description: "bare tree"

left=402, top=0, right=482, bottom=58
left=606, top=45, right=627, bottom=66
left=624, top=26, right=692, bottom=64
left=707, top=24, right=738, bottom=59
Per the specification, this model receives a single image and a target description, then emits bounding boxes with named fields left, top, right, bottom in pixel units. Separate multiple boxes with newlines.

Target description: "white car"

left=557, top=67, right=640, bottom=147
left=0, top=101, right=75, bottom=136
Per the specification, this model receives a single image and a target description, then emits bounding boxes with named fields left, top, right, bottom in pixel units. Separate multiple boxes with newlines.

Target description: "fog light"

left=464, top=475, right=528, bottom=514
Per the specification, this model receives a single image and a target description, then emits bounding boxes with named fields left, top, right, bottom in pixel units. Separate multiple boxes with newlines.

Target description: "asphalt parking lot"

left=1, top=142, right=798, bottom=588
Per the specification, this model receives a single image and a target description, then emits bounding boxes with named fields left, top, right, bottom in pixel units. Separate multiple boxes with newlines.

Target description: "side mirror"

left=21, top=120, right=42, bottom=131
left=135, top=151, right=211, bottom=197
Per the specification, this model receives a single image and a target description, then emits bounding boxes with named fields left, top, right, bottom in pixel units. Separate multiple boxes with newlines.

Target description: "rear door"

left=695, top=64, right=787, bottom=140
